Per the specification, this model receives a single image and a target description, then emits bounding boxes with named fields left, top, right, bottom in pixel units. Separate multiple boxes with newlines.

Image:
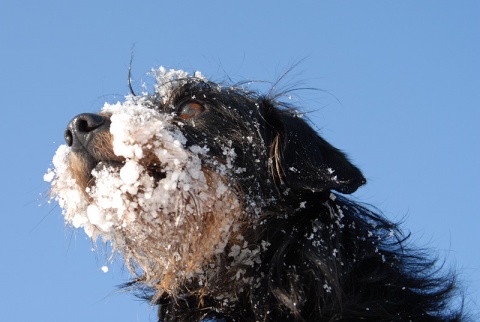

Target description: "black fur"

left=63, top=75, right=463, bottom=321
left=140, top=78, right=463, bottom=321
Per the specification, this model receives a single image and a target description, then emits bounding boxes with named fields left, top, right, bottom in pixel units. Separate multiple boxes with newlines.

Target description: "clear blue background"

left=1, top=1, right=478, bottom=321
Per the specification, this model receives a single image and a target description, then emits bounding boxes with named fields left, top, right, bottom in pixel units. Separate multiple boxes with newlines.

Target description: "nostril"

left=77, top=115, right=103, bottom=132
left=73, top=114, right=106, bottom=133
left=64, top=129, right=73, bottom=146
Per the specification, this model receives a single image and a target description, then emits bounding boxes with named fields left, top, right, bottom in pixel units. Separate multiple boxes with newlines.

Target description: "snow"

left=43, top=170, right=54, bottom=182
left=119, top=160, right=140, bottom=185
left=46, top=67, right=245, bottom=290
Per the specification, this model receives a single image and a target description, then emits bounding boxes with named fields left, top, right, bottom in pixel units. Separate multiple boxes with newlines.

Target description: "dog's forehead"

left=150, top=67, right=202, bottom=104
left=148, top=67, right=260, bottom=115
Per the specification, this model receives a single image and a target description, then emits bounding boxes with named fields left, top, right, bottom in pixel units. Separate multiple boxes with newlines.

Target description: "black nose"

left=65, top=113, right=109, bottom=152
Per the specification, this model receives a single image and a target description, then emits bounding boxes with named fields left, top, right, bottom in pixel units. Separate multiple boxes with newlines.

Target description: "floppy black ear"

left=266, top=107, right=366, bottom=194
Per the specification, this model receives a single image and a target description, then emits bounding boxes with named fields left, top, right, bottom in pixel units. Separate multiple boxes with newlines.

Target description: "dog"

left=46, top=67, right=463, bottom=321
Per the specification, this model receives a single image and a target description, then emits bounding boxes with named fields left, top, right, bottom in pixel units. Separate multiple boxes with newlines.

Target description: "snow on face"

left=45, top=68, right=244, bottom=288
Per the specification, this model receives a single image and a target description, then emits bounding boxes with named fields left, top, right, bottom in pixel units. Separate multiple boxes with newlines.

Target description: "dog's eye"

left=178, top=101, right=205, bottom=120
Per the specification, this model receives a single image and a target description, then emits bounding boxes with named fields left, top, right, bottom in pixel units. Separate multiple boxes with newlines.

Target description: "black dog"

left=47, top=67, right=463, bottom=321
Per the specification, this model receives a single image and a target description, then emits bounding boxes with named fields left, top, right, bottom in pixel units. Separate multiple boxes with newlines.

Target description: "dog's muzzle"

left=64, top=113, right=110, bottom=153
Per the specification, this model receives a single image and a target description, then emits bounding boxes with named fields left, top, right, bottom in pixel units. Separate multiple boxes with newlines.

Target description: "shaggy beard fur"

left=153, top=194, right=462, bottom=322
left=48, top=68, right=464, bottom=322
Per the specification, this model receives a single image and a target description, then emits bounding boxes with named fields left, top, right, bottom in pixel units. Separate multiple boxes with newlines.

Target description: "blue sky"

left=1, top=1, right=479, bottom=321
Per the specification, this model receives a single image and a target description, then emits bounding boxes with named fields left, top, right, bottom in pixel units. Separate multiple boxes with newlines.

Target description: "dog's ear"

left=265, top=106, right=366, bottom=194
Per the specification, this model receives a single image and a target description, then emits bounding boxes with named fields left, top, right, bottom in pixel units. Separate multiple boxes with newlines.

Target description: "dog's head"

left=46, top=67, right=365, bottom=297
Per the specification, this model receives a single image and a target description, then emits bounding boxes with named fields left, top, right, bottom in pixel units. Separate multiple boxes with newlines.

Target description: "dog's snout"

left=65, top=113, right=108, bottom=151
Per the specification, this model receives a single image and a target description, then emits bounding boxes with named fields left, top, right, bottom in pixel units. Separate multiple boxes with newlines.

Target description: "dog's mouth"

left=83, top=154, right=169, bottom=192
left=96, top=159, right=124, bottom=169
left=92, top=159, right=124, bottom=179
left=144, top=163, right=168, bottom=182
